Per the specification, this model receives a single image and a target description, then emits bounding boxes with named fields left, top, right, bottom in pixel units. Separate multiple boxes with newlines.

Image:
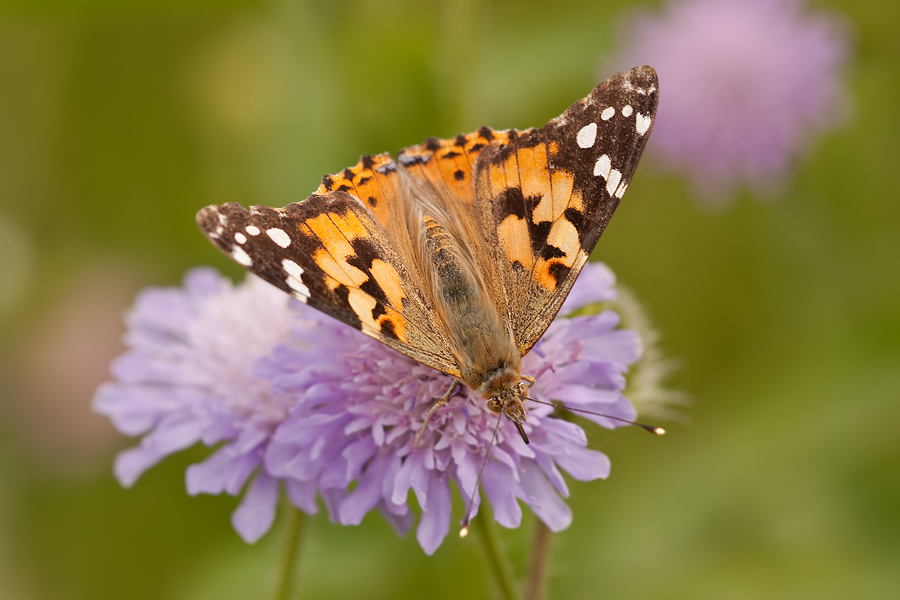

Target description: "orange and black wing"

left=197, top=189, right=461, bottom=377
left=474, top=66, right=659, bottom=355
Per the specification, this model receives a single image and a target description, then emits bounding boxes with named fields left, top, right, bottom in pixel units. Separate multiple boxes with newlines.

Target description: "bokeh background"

left=1, top=0, right=897, bottom=598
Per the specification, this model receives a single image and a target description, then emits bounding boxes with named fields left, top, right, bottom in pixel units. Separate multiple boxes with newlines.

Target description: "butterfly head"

left=485, top=379, right=530, bottom=445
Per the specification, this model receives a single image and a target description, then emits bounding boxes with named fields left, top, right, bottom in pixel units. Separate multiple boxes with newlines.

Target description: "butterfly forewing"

left=474, top=66, right=658, bottom=355
left=197, top=194, right=461, bottom=377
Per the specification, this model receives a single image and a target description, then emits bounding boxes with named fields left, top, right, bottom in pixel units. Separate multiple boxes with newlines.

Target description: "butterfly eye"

left=486, top=398, right=502, bottom=413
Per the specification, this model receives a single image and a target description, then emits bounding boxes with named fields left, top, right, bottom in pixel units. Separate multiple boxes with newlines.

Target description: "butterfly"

left=197, top=65, right=658, bottom=446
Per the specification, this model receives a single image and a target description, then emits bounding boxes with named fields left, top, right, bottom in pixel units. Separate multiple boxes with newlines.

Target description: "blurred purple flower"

left=93, top=269, right=300, bottom=542
left=96, top=262, right=647, bottom=553
left=611, top=0, right=851, bottom=202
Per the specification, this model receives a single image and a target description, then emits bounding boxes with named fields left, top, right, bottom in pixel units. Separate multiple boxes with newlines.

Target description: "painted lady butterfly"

left=198, top=66, right=658, bottom=446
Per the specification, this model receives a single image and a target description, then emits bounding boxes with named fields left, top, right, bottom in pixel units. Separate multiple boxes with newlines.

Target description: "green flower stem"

left=472, top=509, right=521, bottom=600
left=525, top=520, right=553, bottom=600
left=274, top=507, right=306, bottom=600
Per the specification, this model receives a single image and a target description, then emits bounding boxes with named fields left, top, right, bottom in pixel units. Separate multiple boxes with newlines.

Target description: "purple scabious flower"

left=262, top=262, right=641, bottom=554
left=96, top=262, right=647, bottom=553
left=93, top=269, right=305, bottom=542
left=611, top=0, right=851, bottom=202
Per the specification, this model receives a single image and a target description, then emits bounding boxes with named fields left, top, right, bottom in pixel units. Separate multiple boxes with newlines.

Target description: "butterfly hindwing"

left=395, top=127, right=512, bottom=214
left=315, top=152, right=406, bottom=237
left=474, top=66, right=658, bottom=355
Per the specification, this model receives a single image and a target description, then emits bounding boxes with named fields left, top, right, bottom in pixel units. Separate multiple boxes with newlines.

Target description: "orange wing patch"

left=369, top=259, right=406, bottom=309
left=299, top=207, right=410, bottom=343
left=517, top=144, right=554, bottom=215
left=399, top=127, right=512, bottom=205
left=316, top=153, right=400, bottom=231
left=486, top=145, right=520, bottom=200
left=482, top=146, right=584, bottom=292
left=346, top=286, right=408, bottom=342
left=533, top=219, right=583, bottom=291
left=498, top=214, right=533, bottom=269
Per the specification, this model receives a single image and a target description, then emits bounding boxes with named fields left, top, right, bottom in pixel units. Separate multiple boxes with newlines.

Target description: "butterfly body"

left=420, top=211, right=527, bottom=435
left=422, top=215, right=518, bottom=387
left=197, top=66, right=658, bottom=443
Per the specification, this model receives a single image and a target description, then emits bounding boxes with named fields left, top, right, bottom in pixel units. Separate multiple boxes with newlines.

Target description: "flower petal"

left=339, top=453, right=391, bottom=525
left=416, top=475, right=451, bottom=555
left=481, top=461, right=522, bottom=529
left=519, top=462, right=572, bottom=532
left=231, top=472, right=280, bottom=543
left=559, top=262, right=617, bottom=315
left=285, top=479, right=319, bottom=514
left=113, top=446, right=165, bottom=488
left=186, top=446, right=233, bottom=495
left=378, top=501, right=413, bottom=536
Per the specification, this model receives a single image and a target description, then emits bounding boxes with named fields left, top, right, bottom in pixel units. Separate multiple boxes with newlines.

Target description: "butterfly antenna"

left=524, top=397, right=665, bottom=435
left=459, top=410, right=503, bottom=538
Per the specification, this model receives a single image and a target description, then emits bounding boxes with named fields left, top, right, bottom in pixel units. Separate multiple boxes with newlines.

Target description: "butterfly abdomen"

left=423, top=217, right=477, bottom=308
left=422, top=216, right=520, bottom=391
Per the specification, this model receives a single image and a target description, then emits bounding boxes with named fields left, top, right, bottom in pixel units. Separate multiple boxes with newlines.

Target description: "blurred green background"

left=1, top=0, right=898, bottom=598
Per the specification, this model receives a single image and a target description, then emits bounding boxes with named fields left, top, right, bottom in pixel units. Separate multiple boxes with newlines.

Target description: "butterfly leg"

left=522, top=375, right=535, bottom=387
left=413, top=380, right=461, bottom=448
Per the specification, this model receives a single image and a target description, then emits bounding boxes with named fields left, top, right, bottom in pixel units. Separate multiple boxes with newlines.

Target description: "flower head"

left=611, top=0, right=851, bottom=202
left=262, top=262, right=641, bottom=554
left=97, top=262, right=650, bottom=553
left=93, top=268, right=300, bottom=542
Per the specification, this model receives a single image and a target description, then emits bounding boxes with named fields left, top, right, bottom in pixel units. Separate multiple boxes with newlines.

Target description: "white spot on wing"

left=606, top=169, right=622, bottom=196
left=576, top=122, right=597, bottom=149
left=282, top=258, right=304, bottom=279
left=234, top=232, right=247, bottom=244
left=214, top=212, right=226, bottom=235
left=245, top=225, right=261, bottom=236
left=615, top=182, right=628, bottom=199
left=232, top=246, right=252, bottom=266
left=622, top=105, right=633, bottom=117
left=266, top=228, right=291, bottom=248
left=593, top=154, right=611, bottom=180
left=600, top=106, right=615, bottom=121
left=282, top=258, right=310, bottom=301
left=636, top=113, right=652, bottom=136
